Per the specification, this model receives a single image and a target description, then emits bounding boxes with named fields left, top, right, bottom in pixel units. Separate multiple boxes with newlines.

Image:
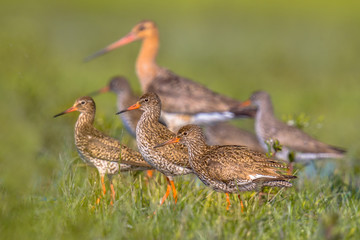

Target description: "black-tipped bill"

left=116, top=102, right=140, bottom=115
left=53, top=106, right=77, bottom=118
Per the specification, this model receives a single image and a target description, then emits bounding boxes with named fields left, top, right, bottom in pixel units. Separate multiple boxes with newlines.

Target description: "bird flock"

left=54, top=20, right=345, bottom=210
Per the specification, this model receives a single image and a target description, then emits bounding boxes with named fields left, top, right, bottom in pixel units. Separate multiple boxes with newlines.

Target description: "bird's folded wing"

left=148, top=69, right=240, bottom=114
left=84, top=138, right=121, bottom=162
left=204, top=146, right=286, bottom=183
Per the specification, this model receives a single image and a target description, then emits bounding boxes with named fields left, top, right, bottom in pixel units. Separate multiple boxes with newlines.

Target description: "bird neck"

left=139, top=106, right=161, bottom=124
left=75, top=112, right=95, bottom=132
left=186, top=138, right=209, bottom=164
left=256, top=100, right=276, bottom=123
left=136, top=35, right=160, bottom=92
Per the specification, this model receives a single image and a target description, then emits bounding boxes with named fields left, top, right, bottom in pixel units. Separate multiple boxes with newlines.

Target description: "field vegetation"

left=1, top=1, right=360, bottom=239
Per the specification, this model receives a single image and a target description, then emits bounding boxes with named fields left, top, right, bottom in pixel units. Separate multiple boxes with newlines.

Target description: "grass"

left=1, top=0, right=360, bottom=239
left=2, top=155, right=360, bottom=239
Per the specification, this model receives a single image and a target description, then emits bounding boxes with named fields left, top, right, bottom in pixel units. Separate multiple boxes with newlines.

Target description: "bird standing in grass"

left=91, top=76, right=156, bottom=178
left=241, top=91, right=346, bottom=165
left=54, top=96, right=152, bottom=205
left=117, top=92, right=193, bottom=206
left=85, top=20, right=256, bottom=131
left=155, top=124, right=296, bottom=211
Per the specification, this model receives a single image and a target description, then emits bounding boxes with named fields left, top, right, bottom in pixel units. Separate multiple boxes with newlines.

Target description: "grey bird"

left=85, top=20, right=256, bottom=132
left=241, top=91, right=346, bottom=162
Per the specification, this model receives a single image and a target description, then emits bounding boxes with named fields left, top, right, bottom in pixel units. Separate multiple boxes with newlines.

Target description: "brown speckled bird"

left=204, top=122, right=264, bottom=153
left=155, top=124, right=296, bottom=210
left=242, top=91, right=346, bottom=162
left=54, top=96, right=152, bottom=204
left=117, top=92, right=193, bottom=205
left=85, top=20, right=256, bottom=131
left=92, top=76, right=157, bottom=178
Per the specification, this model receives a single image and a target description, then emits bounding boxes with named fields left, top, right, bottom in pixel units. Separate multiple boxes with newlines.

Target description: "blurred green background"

left=1, top=0, right=360, bottom=239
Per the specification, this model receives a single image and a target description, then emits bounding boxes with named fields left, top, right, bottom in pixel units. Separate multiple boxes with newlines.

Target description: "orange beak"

left=153, top=137, right=180, bottom=149
left=88, top=85, right=110, bottom=96
left=116, top=102, right=141, bottom=115
left=84, top=32, right=138, bottom=62
left=54, top=105, right=78, bottom=118
left=240, top=99, right=252, bottom=107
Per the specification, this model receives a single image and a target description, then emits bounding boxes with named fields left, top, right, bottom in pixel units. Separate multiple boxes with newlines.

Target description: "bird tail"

left=329, top=145, right=346, bottom=155
left=263, top=180, right=293, bottom=188
left=254, top=175, right=296, bottom=188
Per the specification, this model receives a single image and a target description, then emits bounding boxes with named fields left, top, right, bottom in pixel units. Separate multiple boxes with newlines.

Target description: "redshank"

left=54, top=96, right=153, bottom=204
left=241, top=91, right=346, bottom=162
left=155, top=124, right=296, bottom=211
left=85, top=20, right=256, bottom=131
left=117, top=92, right=193, bottom=205
left=91, top=76, right=156, bottom=178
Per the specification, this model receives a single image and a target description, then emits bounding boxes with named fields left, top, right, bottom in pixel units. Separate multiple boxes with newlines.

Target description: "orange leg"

left=145, top=170, right=154, bottom=186
left=109, top=177, right=115, bottom=206
left=226, top=193, right=231, bottom=211
left=160, top=177, right=172, bottom=205
left=169, top=179, right=178, bottom=204
left=238, top=194, right=244, bottom=213
left=146, top=170, right=154, bottom=178
left=101, top=175, right=106, bottom=195
left=96, top=175, right=106, bottom=205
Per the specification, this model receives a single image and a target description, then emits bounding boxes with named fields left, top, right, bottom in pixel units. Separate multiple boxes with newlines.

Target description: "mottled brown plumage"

left=91, top=76, right=158, bottom=179
left=204, top=122, right=264, bottom=152
left=85, top=20, right=256, bottom=131
left=244, top=91, right=346, bottom=162
left=54, top=96, right=152, bottom=204
left=117, top=92, right=193, bottom=205
left=155, top=124, right=295, bottom=210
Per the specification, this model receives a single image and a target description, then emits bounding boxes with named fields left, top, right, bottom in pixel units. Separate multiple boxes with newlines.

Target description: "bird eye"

left=81, top=101, right=86, bottom=105
left=144, top=98, right=149, bottom=102
left=138, top=25, right=145, bottom=31
left=183, top=132, right=188, bottom=136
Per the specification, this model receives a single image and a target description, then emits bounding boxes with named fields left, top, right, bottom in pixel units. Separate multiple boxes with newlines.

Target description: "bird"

left=91, top=76, right=141, bottom=138
left=203, top=122, right=264, bottom=152
left=117, top=92, right=193, bottom=206
left=154, top=124, right=296, bottom=211
left=91, top=76, right=261, bottom=153
left=85, top=20, right=256, bottom=132
left=54, top=96, right=153, bottom=205
left=241, top=91, right=346, bottom=163
left=90, top=76, right=155, bottom=178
